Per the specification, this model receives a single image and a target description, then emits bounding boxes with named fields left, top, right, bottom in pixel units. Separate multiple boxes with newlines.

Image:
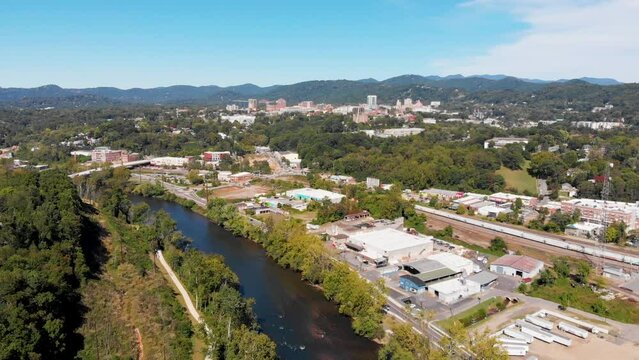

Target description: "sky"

left=1, top=0, right=637, bottom=88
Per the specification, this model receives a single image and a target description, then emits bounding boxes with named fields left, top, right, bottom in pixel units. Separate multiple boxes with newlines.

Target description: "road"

left=68, top=159, right=152, bottom=178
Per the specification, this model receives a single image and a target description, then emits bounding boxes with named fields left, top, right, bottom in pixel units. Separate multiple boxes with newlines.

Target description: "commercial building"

left=565, top=222, right=604, bottom=239
left=91, top=147, right=139, bottom=164
left=278, top=151, right=302, bottom=169
left=221, top=114, right=256, bottom=125
left=275, top=98, right=287, bottom=110
left=399, top=259, right=461, bottom=294
left=367, top=95, right=378, bottom=109
left=364, top=128, right=425, bottom=138
left=427, top=252, right=475, bottom=276
left=247, top=98, right=258, bottom=111
left=420, top=188, right=465, bottom=201
left=349, top=228, right=434, bottom=263
left=427, top=277, right=481, bottom=304
left=477, top=205, right=513, bottom=218
left=489, top=192, right=538, bottom=207
left=203, top=151, right=231, bottom=162
left=259, top=196, right=308, bottom=211
left=285, top=188, right=345, bottom=204
left=466, top=271, right=498, bottom=290
left=561, top=199, right=639, bottom=230
left=560, top=183, right=578, bottom=198
left=483, top=137, right=529, bottom=149
left=366, top=177, right=381, bottom=189
left=329, top=175, right=356, bottom=185
left=150, top=156, right=193, bottom=167
left=490, top=255, right=544, bottom=278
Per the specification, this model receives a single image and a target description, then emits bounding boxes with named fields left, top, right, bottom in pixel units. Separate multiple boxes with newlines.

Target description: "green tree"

left=528, top=151, right=564, bottom=179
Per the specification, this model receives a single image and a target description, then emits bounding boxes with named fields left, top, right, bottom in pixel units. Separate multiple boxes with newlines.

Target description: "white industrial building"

left=150, top=156, right=193, bottom=167
left=349, top=228, right=433, bottom=263
left=490, top=255, right=544, bottom=278
left=427, top=278, right=481, bottom=304
left=221, top=114, right=255, bottom=125
left=477, top=205, right=513, bottom=218
left=483, top=137, right=529, bottom=149
left=285, top=188, right=345, bottom=204
left=565, top=222, right=603, bottom=239
left=427, top=252, right=475, bottom=275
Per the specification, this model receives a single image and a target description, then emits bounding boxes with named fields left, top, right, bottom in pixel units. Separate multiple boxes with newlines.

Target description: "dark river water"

left=132, top=195, right=379, bottom=360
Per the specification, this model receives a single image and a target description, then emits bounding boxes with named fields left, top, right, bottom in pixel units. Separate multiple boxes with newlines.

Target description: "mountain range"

left=0, top=74, right=625, bottom=108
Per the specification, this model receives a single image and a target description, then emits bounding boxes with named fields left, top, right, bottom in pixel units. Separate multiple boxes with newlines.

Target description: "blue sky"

left=1, top=0, right=637, bottom=88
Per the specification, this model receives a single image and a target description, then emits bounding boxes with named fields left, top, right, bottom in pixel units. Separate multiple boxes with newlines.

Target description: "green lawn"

left=525, top=278, right=639, bottom=324
left=496, top=161, right=537, bottom=195
left=438, top=297, right=505, bottom=330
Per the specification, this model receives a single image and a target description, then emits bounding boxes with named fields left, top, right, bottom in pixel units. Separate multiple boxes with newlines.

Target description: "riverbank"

left=132, top=194, right=381, bottom=359
left=131, top=178, right=387, bottom=340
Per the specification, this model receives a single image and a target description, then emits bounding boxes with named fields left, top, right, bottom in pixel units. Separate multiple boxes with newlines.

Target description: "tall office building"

left=367, top=95, right=378, bottom=109
left=248, top=98, right=258, bottom=111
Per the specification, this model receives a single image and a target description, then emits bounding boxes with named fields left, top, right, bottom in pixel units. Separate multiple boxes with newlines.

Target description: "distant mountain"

left=0, top=74, right=626, bottom=108
left=560, top=77, right=622, bottom=86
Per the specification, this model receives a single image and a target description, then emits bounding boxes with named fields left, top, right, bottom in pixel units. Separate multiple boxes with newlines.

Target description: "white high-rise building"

left=367, top=95, right=378, bottom=109
left=248, top=99, right=258, bottom=111
left=404, top=98, right=413, bottom=108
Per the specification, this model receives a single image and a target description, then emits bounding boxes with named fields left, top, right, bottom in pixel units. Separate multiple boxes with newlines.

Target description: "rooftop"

left=403, top=259, right=448, bottom=274
left=563, top=198, right=639, bottom=212
left=492, top=254, right=543, bottom=273
left=427, top=252, right=473, bottom=270
left=416, top=267, right=460, bottom=284
left=566, top=222, right=604, bottom=231
left=285, top=188, right=345, bottom=201
left=428, top=277, right=466, bottom=294
left=466, top=271, right=498, bottom=286
left=350, top=228, right=433, bottom=252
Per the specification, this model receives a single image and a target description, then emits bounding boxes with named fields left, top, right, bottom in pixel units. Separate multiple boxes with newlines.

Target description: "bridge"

left=68, top=159, right=152, bottom=178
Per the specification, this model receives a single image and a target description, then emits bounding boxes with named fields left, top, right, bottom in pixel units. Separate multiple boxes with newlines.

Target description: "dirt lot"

left=244, top=154, right=281, bottom=172
left=475, top=303, right=639, bottom=360
left=211, top=185, right=271, bottom=200
left=527, top=333, right=639, bottom=360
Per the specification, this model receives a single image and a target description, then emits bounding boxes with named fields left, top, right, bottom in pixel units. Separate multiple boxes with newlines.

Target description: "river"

left=132, top=195, right=379, bottom=360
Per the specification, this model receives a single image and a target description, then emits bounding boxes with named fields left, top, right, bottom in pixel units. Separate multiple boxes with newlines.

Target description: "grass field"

left=526, top=278, right=639, bottom=324
left=496, top=161, right=537, bottom=195
left=438, top=297, right=505, bottom=330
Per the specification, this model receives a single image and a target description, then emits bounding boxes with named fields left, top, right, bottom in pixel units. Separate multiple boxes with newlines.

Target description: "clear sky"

left=1, top=0, right=637, bottom=88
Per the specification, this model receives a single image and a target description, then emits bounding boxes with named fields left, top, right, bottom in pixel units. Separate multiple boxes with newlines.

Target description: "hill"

left=0, top=74, right=628, bottom=108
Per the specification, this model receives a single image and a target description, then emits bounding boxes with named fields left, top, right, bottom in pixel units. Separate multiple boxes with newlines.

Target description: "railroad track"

left=417, top=205, right=639, bottom=270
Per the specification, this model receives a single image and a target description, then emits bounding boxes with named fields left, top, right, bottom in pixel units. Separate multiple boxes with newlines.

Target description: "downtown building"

left=561, top=198, right=639, bottom=230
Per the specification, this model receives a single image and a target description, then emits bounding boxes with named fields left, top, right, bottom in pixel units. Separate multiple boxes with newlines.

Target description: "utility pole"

left=599, top=163, right=613, bottom=273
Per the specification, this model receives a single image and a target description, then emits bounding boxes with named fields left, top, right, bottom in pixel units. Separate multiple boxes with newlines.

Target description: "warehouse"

left=349, top=228, right=433, bottom=263
left=150, top=156, right=193, bottom=167
left=490, top=255, right=544, bottom=278
left=427, top=252, right=476, bottom=275
left=428, top=278, right=481, bottom=304
left=285, top=188, right=345, bottom=204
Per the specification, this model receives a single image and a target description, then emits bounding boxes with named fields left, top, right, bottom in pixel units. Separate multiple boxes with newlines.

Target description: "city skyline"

left=1, top=0, right=638, bottom=88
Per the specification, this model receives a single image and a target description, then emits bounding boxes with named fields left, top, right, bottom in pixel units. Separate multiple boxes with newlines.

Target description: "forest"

left=0, top=168, right=89, bottom=358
